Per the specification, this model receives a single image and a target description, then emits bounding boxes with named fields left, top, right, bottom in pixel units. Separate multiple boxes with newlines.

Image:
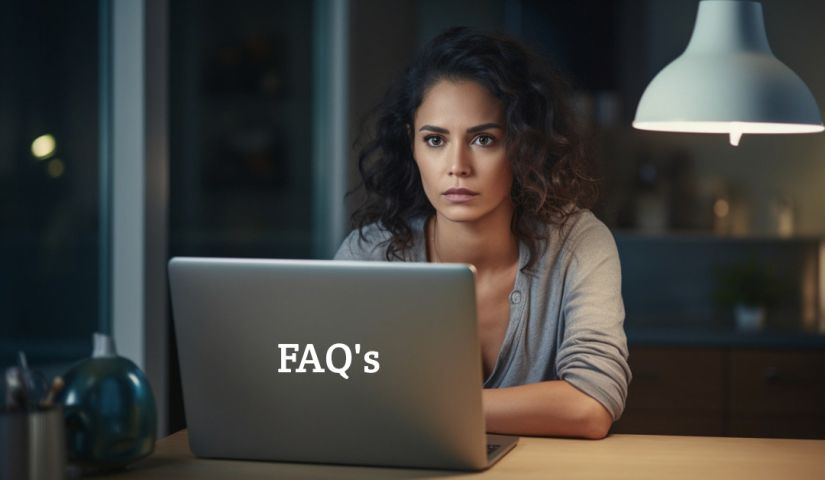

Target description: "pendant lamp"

left=633, top=0, right=824, bottom=146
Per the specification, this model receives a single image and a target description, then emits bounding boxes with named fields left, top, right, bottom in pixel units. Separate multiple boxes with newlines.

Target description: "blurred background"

left=1, top=0, right=824, bottom=439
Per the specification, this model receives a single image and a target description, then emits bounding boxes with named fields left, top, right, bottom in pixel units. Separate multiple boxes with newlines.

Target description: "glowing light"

left=713, top=199, right=730, bottom=218
left=31, top=134, right=57, bottom=159
left=632, top=121, right=825, bottom=147
left=47, top=158, right=65, bottom=178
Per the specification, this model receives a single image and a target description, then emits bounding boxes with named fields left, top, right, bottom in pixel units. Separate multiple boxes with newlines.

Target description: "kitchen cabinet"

left=612, top=346, right=825, bottom=438
left=728, top=349, right=825, bottom=438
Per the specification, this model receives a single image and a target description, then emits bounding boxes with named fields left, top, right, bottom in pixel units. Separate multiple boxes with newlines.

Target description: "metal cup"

left=0, top=406, right=67, bottom=480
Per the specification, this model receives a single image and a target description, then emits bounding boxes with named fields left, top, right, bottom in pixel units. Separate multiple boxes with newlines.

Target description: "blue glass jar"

left=58, top=333, right=157, bottom=470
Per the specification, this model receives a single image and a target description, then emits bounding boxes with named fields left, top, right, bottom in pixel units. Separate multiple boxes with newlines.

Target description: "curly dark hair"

left=351, top=27, right=598, bottom=271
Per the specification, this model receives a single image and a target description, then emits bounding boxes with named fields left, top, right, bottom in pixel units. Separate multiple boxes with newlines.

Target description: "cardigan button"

left=509, top=290, right=522, bottom=304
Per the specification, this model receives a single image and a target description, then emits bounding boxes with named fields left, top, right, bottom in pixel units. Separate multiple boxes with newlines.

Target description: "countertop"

left=93, top=429, right=825, bottom=480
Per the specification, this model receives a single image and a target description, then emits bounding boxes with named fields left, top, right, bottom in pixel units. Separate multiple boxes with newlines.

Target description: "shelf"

left=627, top=326, right=825, bottom=349
left=613, top=230, right=825, bottom=243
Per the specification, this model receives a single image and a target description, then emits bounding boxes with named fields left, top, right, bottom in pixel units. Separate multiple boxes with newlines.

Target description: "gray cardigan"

left=334, top=211, right=631, bottom=421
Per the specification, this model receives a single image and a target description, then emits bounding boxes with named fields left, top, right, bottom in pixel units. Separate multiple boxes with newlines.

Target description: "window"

left=0, top=0, right=102, bottom=368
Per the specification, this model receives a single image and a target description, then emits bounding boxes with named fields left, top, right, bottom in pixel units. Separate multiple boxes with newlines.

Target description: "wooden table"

left=97, top=430, right=825, bottom=479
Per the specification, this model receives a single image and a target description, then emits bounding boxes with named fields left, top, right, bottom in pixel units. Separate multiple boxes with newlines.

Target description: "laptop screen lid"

left=168, top=257, right=501, bottom=470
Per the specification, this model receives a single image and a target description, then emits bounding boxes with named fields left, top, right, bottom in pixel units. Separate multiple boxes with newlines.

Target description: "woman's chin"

left=435, top=199, right=512, bottom=225
left=435, top=207, right=489, bottom=224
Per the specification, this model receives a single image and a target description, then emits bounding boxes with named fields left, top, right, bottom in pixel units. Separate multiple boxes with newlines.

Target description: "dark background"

left=2, top=0, right=824, bottom=438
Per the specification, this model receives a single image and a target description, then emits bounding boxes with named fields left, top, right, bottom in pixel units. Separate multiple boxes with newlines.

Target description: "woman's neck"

left=428, top=206, right=519, bottom=274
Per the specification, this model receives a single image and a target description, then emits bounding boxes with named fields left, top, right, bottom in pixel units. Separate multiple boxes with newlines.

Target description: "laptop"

left=168, top=257, right=518, bottom=471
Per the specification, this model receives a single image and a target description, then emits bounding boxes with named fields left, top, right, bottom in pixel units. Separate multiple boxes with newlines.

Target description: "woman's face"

left=412, top=79, right=513, bottom=224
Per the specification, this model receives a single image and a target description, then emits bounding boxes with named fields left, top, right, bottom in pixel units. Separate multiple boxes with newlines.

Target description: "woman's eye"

left=424, top=135, right=444, bottom=147
left=473, top=134, right=494, bottom=147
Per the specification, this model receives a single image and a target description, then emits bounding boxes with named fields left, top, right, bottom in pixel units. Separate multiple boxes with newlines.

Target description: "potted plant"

left=713, top=259, right=780, bottom=332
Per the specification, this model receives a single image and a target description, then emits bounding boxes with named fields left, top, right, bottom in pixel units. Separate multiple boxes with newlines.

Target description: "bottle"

left=634, top=154, right=667, bottom=233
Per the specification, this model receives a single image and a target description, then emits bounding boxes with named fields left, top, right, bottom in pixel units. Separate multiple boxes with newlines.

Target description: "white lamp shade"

left=633, top=0, right=824, bottom=145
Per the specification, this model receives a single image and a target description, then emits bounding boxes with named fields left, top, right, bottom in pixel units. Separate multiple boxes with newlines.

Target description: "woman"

left=335, top=27, right=630, bottom=439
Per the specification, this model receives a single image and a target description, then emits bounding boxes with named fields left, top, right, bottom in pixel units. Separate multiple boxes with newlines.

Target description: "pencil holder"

left=0, top=405, right=67, bottom=480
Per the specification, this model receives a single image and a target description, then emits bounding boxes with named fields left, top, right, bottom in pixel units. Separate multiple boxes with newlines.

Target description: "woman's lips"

left=443, top=188, right=479, bottom=203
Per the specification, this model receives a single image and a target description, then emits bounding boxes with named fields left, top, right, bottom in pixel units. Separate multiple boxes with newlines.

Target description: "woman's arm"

left=497, top=217, right=628, bottom=439
left=483, top=380, right=613, bottom=439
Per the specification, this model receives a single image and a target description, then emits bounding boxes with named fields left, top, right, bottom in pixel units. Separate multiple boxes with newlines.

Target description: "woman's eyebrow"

left=466, top=123, right=503, bottom=133
left=418, top=123, right=503, bottom=134
left=419, top=125, right=449, bottom=134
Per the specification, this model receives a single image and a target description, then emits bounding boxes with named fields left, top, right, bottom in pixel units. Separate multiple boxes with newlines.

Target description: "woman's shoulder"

left=528, top=210, right=620, bottom=289
left=334, top=218, right=427, bottom=261
left=565, top=209, right=613, bottom=240
left=551, top=209, right=618, bottom=262
left=334, top=223, right=393, bottom=261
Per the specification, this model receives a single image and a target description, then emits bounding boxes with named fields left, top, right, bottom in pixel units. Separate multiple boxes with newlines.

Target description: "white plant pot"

left=734, top=304, right=766, bottom=332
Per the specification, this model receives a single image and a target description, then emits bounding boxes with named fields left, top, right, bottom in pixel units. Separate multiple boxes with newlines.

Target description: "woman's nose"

left=448, top=146, right=471, bottom=177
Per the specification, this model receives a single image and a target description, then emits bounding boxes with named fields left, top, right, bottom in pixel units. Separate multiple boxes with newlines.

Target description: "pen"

left=18, top=352, right=35, bottom=411
left=41, top=376, right=65, bottom=408
left=4, top=367, right=27, bottom=411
